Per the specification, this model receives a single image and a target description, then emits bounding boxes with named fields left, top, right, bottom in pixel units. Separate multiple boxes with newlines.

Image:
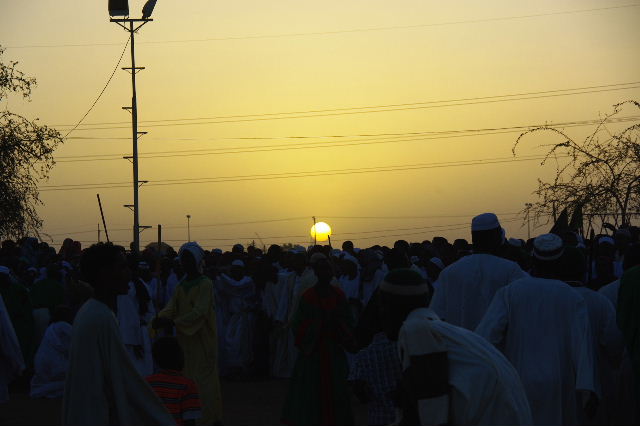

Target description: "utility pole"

left=111, top=17, right=152, bottom=254
left=186, top=215, right=191, bottom=242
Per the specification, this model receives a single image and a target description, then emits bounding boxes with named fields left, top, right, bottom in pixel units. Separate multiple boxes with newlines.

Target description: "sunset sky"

left=1, top=0, right=639, bottom=250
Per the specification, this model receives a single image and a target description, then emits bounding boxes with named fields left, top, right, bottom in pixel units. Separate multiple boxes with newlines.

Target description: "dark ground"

left=1, top=379, right=368, bottom=426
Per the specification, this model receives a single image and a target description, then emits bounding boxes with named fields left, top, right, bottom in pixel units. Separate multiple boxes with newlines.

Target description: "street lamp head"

left=108, top=0, right=129, bottom=16
left=186, top=215, right=191, bottom=219
left=142, top=0, right=157, bottom=19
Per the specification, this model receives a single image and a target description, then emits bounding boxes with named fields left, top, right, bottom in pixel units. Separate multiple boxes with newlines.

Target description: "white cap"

left=0, top=266, right=10, bottom=275
left=533, top=233, right=564, bottom=260
left=212, top=248, right=223, bottom=255
left=231, top=259, right=245, bottom=268
left=471, top=213, right=501, bottom=231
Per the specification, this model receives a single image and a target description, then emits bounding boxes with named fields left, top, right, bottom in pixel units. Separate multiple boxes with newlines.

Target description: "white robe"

left=217, top=274, right=255, bottom=370
left=117, top=281, right=154, bottom=377
left=30, top=321, right=72, bottom=399
left=430, top=253, right=526, bottom=330
left=268, top=270, right=299, bottom=378
left=361, top=266, right=387, bottom=307
left=475, top=277, right=596, bottom=426
left=338, top=272, right=360, bottom=300
left=0, top=293, right=24, bottom=404
left=62, top=298, right=174, bottom=426
left=572, top=286, right=624, bottom=424
left=399, top=308, right=532, bottom=425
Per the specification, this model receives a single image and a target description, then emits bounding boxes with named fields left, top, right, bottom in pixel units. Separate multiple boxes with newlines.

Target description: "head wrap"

left=533, top=233, right=564, bottom=261
left=179, top=242, right=205, bottom=272
left=379, top=269, right=430, bottom=296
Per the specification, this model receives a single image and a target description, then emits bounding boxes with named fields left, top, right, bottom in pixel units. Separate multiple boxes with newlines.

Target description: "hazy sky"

left=1, top=0, right=639, bottom=249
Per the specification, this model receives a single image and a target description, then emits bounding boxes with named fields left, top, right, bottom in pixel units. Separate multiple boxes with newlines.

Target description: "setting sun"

left=310, top=222, right=332, bottom=242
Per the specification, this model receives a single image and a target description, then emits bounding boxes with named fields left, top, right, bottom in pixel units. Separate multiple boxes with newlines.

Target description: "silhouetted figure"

left=281, top=253, right=355, bottom=426
left=62, top=242, right=173, bottom=426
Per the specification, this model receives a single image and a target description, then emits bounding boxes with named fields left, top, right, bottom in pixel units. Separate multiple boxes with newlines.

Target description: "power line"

left=53, top=116, right=640, bottom=163
left=64, top=114, right=640, bottom=142
left=40, top=154, right=564, bottom=192
left=62, top=37, right=130, bottom=138
left=6, top=3, right=639, bottom=49
left=56, top=81, right=640, bottom=130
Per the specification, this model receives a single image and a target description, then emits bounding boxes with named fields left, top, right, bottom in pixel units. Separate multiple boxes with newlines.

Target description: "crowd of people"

left=0, top=213, right=639, bottom=426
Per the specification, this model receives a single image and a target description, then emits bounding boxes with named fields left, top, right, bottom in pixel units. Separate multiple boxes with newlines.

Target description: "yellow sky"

left=1, top=0, right=639, bottom=249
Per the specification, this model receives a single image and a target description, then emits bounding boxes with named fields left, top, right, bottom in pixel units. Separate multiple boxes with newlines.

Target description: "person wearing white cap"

left=154, top=242, right=223, bottom=425
left=429, top=213, right=527, bottom=330
left=476, top=233, right=596, bottom=426
left=0, top=268, right=25, bottom=404
left=216, top=259, right=255, bottom=375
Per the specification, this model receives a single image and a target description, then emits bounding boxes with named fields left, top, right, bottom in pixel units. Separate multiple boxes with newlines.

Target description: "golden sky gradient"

left=1, top=0, right=639, bottom=249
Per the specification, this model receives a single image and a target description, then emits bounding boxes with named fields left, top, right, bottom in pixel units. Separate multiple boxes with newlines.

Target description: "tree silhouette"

left=514, top=101, right=640, bottom=231
left=0, top=47, right=63, bottom=239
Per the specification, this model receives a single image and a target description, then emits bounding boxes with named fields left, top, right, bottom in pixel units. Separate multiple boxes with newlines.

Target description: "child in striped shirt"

left=147, top=337, right=202, bottom=426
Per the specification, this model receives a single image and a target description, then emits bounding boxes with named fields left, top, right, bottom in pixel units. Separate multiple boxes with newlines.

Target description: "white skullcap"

left=533, top=233, right=564, bottom=261
left=598, top=236, right=615, bottom=246
left=429, top=257, right=445, bottom=270
left=471, top=213, right=501, bottom=231
left=231, top=259, right=245, bottom=268
left=0, top=266, right=10, bottom=275
left=212, top=248, right=223, bottom=255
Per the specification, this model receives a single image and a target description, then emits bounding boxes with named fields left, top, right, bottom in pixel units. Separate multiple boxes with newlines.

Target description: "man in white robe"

left=217, top=260, right=255, bottom=374
left=561, top=247, right=624, bottom=424
left=30, top=307, right=73, bottom=399
left=379, top=268, right=532, bottom=425
left=0, top=283, right=25, bottom=404
left=430, top=213, right=526, bottom=330
left=63, top=243, right=173, bottom=426
left=476, top=234, right=596, bottom=426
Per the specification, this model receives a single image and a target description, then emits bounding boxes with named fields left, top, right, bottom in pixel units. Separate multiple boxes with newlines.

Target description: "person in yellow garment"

left=154, top=242, right=223, bottom=426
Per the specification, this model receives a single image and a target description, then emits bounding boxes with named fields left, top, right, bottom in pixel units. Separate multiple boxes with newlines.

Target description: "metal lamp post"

left=109, top=0, right=157, bottom=254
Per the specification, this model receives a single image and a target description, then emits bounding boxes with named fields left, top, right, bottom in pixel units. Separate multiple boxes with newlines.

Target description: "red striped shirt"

left=146, top=369, right=202, bottom=426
